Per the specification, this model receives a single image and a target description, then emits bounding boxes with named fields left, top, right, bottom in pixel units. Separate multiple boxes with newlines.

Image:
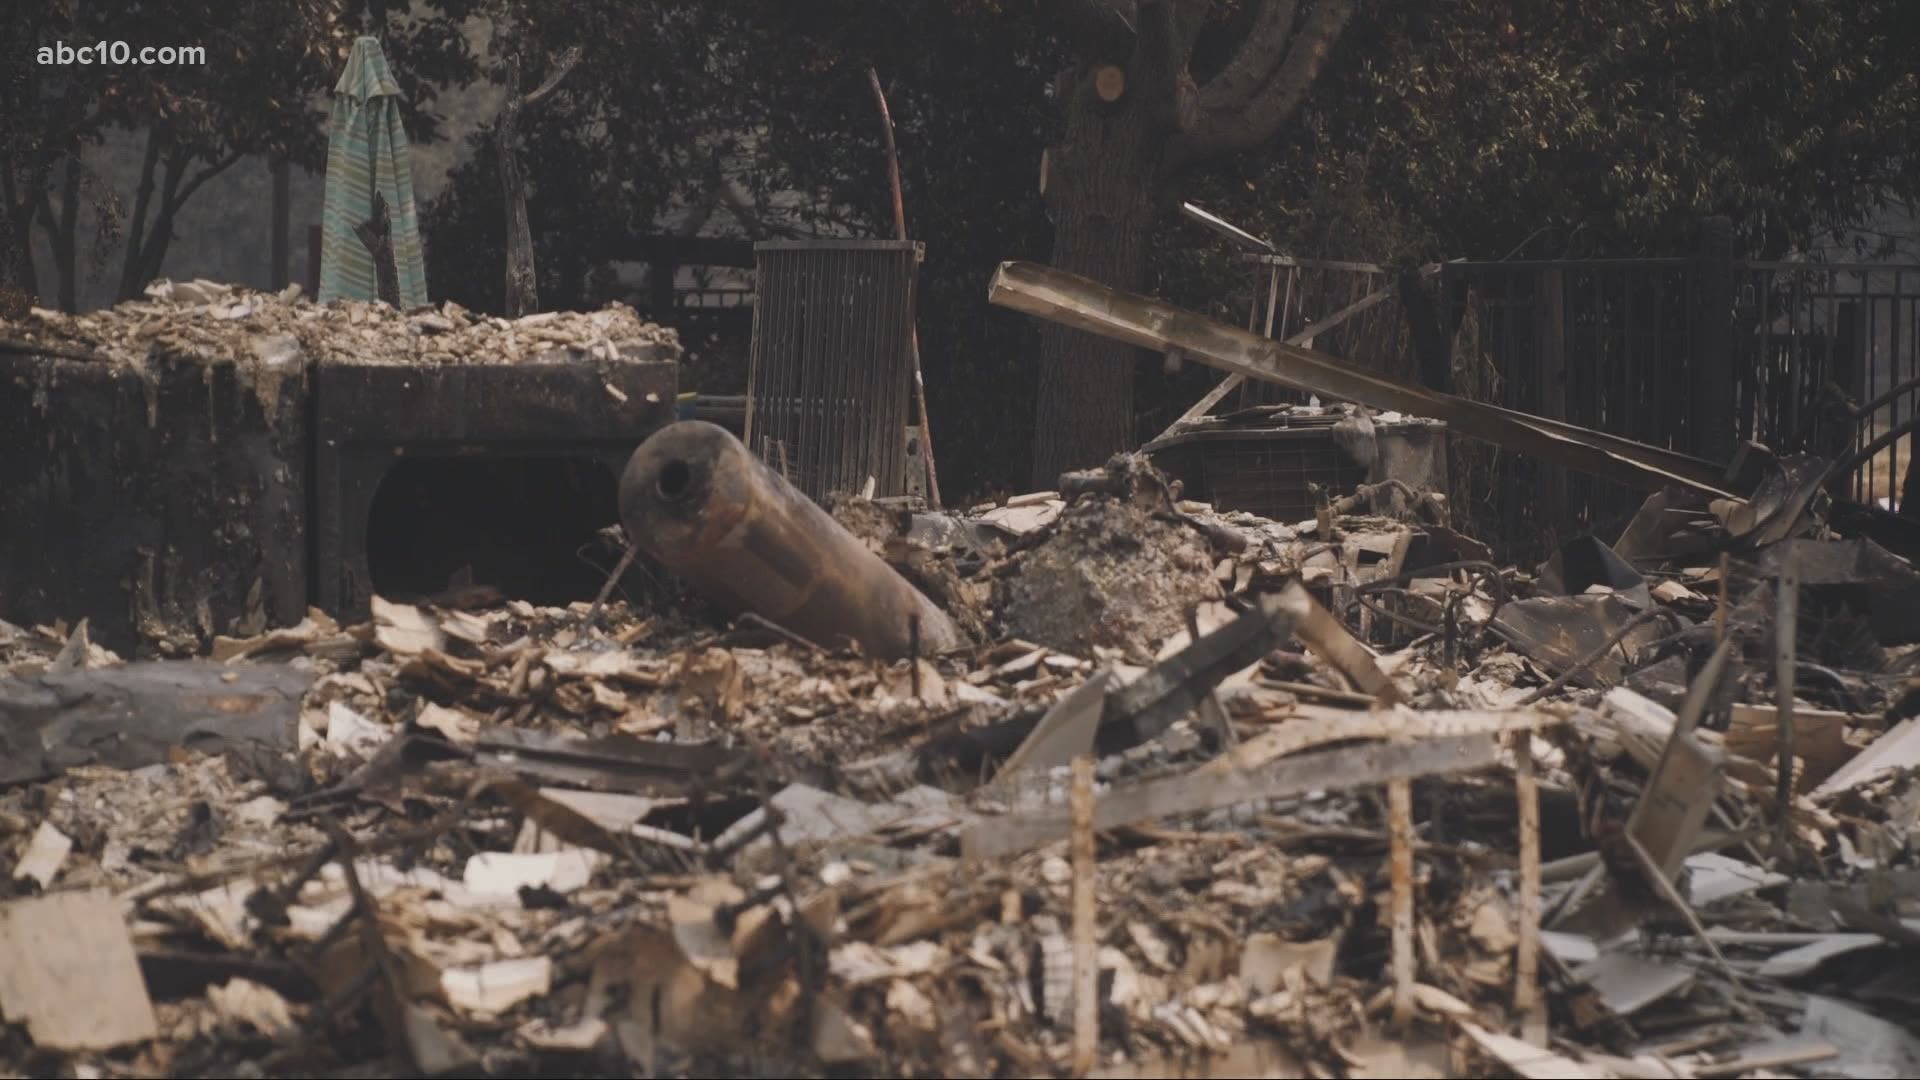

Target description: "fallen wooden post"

left=1775, top=550, right=1799, bottom=849
left=988, top=261, right=1734, bottom=496
left=1099, top=584, right=1309, bottom=747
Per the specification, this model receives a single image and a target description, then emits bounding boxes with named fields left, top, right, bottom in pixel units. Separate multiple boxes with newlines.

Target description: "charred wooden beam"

left=619, top=421, right=962, bottom=659
left=989, top=261, right=1735, bottom=497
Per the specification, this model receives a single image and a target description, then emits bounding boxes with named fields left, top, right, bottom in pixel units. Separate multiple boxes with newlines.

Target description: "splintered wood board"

left=0, top=891, right=158, bottom=1049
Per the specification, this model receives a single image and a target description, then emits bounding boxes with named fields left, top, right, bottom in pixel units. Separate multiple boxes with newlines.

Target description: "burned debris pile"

left=4, top=422, right=1920, bottom=1079
left=1, top=278, right=679, bottom=368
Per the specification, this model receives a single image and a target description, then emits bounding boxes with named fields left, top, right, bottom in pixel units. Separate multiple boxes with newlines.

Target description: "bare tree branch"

left=171, top=151, right=241, bottom=212
left=1174, top=0, right=1356, bottom=161
left=1058, top=0, right=1138, bottom=58
left=1173, top=0, right=1215, bottom=54
left=521, top=45, right=582, bottom=111
left=1193, top=0, right=1300, bottom=116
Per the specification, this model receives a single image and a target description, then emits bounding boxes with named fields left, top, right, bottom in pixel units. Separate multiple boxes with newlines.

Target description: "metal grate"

left=745, top=239, right=920, bottom=500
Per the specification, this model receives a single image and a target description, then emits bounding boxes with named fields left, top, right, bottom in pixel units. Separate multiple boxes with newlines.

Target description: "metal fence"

left=1735, top=263, right=1920, bottom=510
left=1439, top=258, right=1702, bottom=552
left=1219, top=250, right=1920, bottom=559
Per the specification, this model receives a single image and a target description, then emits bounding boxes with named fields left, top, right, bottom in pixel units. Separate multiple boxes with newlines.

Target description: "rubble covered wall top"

left=1, top=279, right=682, bottom=368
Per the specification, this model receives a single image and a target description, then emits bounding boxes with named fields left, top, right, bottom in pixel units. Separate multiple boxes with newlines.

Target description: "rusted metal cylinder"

left=619, top=420, right=962, bottom=658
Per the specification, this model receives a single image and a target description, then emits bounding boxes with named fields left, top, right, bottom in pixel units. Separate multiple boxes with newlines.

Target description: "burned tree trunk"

left=1032, top=85, right=1159, bottom=486
left=497, top=46, right=581, bottom=318
left=1030, top=0, right=1357, bottom=487
left=498, top=55, right=535, bottom=317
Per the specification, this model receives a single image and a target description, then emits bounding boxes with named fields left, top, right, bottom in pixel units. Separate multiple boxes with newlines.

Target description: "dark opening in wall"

left=365, top=455, right=621, bottom=605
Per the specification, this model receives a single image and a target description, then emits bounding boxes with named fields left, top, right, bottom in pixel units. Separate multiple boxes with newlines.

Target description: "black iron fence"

left=1225, top=244, right=1920, bottom=559
left=1439, top=258, right=1702, bottom=554
left=1736, top=263, right=1920, bottom=510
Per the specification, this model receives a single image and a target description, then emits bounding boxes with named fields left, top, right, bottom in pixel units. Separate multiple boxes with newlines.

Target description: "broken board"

left=0, top=891, right=158, bottom=1050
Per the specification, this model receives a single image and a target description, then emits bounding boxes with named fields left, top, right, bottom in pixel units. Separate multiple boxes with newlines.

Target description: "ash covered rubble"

left=2, top=278, right=680, bottom=368
left=3, top=429, right=1920, bottom=1079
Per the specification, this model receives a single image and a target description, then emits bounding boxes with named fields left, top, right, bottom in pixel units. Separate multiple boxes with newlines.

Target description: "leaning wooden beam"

left=960, top=732, right=1502, bottom=859
left=989, top=261, right=1734, bottom=496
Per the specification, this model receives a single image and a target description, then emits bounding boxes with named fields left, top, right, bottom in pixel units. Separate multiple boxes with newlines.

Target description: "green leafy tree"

left=1, top=0, right=479, bottom=311
left=421, top=0, right=1920, bottom=500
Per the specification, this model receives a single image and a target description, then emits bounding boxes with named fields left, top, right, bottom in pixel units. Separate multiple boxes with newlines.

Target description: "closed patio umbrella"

left=318, top=35, right=427, bottom=307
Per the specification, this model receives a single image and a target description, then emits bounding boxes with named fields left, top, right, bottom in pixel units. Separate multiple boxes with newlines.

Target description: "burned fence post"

left=618, top=420, right=961, bottom=659
left=1399, top=265, right=1452, bottom=394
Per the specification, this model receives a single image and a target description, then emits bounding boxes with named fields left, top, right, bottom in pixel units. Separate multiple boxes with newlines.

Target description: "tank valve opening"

left=656, top=459, right=694, bottom=501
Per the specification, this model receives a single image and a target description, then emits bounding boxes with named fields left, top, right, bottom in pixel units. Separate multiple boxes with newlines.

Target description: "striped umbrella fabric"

left=318, top=36, right=428, bottom=308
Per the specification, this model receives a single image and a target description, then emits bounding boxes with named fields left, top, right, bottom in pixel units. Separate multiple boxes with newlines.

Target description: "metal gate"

left=745, top=239, right=920, bottom=500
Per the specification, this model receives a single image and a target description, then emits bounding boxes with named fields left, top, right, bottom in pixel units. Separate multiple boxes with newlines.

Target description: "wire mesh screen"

left=746, top=239, right=920, bottom=499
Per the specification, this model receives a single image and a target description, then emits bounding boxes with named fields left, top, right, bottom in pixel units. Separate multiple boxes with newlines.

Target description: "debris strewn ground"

left=4, top=448, right=1920, bottom=1079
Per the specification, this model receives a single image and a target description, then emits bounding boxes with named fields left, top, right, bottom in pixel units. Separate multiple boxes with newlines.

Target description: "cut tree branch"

left=1175, top=0, right=1357, bottom=161
left=172, top=152, right=242, bottom=211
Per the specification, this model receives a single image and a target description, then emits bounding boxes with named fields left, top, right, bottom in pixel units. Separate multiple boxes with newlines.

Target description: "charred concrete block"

left=0, top=341, right=308, bottom=655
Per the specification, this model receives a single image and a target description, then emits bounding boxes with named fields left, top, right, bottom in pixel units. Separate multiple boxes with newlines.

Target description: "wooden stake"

left=1513, top=733, right=1541, bottom=1024
left=1071, top=755, right=1098, bottom=1077
left=1389, top=776, right=1415, bottom=1027
left=1715, top=551, right=1730, bottom=643
left=865, top=67, right=942, bottom=508
left=1774, top=550, right=1798, bottom=849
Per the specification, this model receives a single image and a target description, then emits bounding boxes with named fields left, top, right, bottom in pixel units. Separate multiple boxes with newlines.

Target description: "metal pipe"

left=619, top=421, right=962, bottom=659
